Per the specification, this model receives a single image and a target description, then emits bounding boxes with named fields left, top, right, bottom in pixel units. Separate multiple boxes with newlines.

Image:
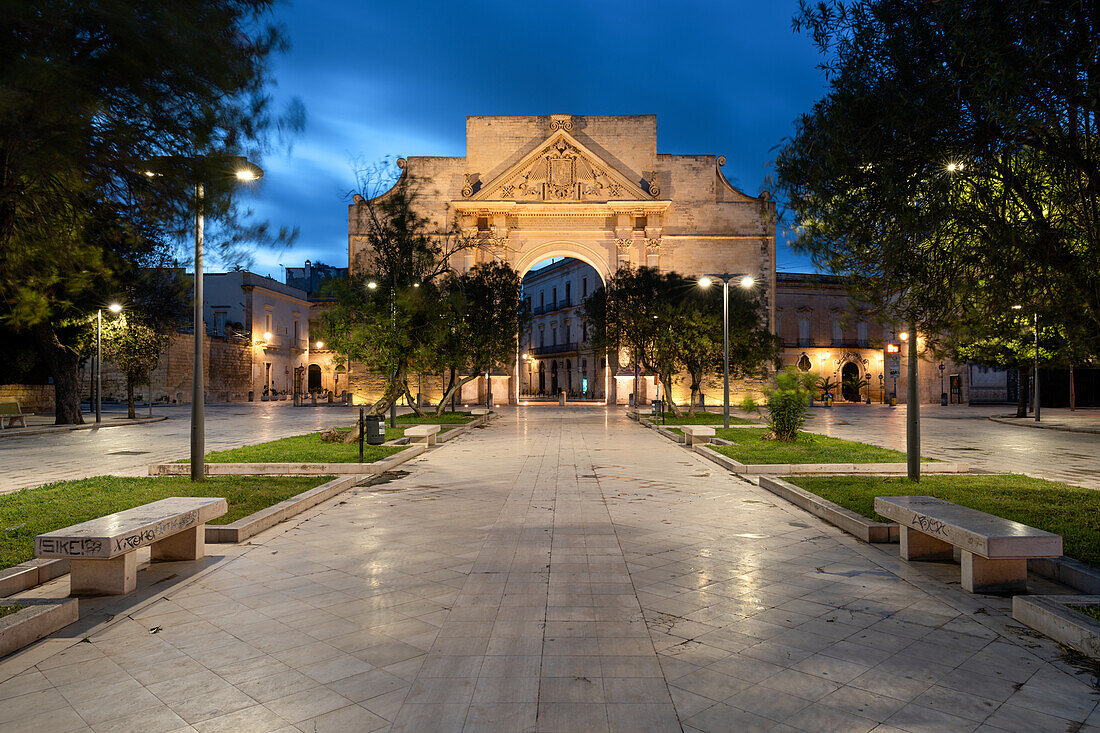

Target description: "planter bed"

left=646, top=411, right=758, bottom=426
left=0, top=475, right=327, bottom=573
left=757, top=476, right=898, bottom=543
left=787, top=474, right=1100, bottom=568
left=709, top=428, right=930, bottom=465
left=151, top=444, right=426, bottom=476
left=0, top=599, right=79, bottom=659
left=1013, top=596, right=1100, bottom=657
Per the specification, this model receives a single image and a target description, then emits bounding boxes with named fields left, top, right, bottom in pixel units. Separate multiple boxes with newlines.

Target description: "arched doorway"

left=307, top=364, right=322, bottom=393
left=841, top=362, right=861, bottom=402
left=516, top=245, right=611, bottom=404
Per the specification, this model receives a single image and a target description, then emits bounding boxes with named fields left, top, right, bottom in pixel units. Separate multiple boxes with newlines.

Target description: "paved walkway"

left=802, top=403, right=1100, bottom=489
left=1, top=407, right=1097, bottom=732
left=0, top=402, right=366, bottom=493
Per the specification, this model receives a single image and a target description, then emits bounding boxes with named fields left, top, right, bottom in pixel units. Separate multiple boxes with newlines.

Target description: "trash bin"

left=629, top=393, right=635, bottom=408
left=364, top=414, right=385, bottom=445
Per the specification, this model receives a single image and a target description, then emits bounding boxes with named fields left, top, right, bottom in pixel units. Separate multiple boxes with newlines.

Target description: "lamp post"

left=143, top=156, right=263, bottom=481
left=95, top=303, right=123, bottom=423
left=698, top=273, right=755, bottom=429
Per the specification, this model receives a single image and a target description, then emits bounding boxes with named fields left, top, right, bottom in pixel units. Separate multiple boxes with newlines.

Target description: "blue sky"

left=235, top=0, right=828, bottom=279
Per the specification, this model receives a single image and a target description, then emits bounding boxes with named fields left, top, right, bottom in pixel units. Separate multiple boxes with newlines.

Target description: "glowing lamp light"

left=315, top=341, right=324, bottom=349
left=945, top=162, right=964, bottom=173
left=1011, top=304, right=1023, bottom=310
left=366, top=281, right=378, bottom=290
left=739, top=276, right=755, bottom=289
left=698, top=276, right=713, bottom=288
left=898, top=332, right=909, bottom=341
left=263, top=332, right=272, bottom=341
left=108, top=303, right=123, bottom=313
left=235, top=168, right=257, bottom=182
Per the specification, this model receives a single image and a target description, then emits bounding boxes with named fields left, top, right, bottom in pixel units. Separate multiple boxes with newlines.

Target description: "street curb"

left=0, top=416, right=167, bottom=439
left=989, top=415, right=1100, bottom=435
left=756, top=476, right=899, bottom=543
left=0, top=599, right=80, bottom=660
left=206, top=476, right=359, bottom=543
left=0, top=560, right=70, bottom=599
left=696, top=446, right=970, bottom=476
left=1028, top=556, right=1100, bottom=595
left=1013, top=595, right=1100, bottom=657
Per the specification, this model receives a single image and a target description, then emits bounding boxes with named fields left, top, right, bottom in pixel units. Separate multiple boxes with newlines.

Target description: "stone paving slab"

left=0, top=406, right=1097, bottom=732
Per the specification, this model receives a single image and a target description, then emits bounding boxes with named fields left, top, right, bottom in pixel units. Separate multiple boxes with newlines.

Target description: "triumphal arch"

left=348, top=114, right=776, bottom=405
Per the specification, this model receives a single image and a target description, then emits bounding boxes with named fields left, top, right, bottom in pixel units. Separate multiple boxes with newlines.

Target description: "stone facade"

left=0, top=384, right=54, bottom=413
left=776, top=273, right=969, bottom=404
left=348, top=114, right=776, bottom=406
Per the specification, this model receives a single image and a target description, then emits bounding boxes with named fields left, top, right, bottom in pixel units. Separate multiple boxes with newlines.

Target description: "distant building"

left=284, top=260, right=347, bottom=300
left=519, top=259, right=605, bottom=400
left=776, top=273, right=970, bottom=404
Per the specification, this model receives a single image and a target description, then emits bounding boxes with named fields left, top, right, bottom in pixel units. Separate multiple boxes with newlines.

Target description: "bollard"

left=358, top=407, right=364, bottom=463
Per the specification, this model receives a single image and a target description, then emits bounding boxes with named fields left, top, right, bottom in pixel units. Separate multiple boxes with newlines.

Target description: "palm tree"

left=815, top=376, right=839, bottom=400
left=842, top=372, right=871, bottom=402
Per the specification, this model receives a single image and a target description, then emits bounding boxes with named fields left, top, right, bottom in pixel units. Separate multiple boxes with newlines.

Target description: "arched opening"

left=516, top=246, right=610, bottom=404
left=307, top=364, right=322, bottom=393
left=841, top=361, right=861, bottom=402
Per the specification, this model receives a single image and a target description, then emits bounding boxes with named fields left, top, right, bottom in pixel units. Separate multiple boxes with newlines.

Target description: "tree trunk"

left=687, top=373, right=703, bottom=416
left=403, top=380, right=426, bottom=417
left=1016, top=366, right=1029, bottom=418
left=126, top=379, right=136, bottom=419
left=437, top=373, right=479, bottom=414
left=32, top=322, right=84, bottom=425
left=435, top=368, right=456, bottom=415
left=370, top=362, right=407, bottom=415
left=661, top=374, right=682, bottom=417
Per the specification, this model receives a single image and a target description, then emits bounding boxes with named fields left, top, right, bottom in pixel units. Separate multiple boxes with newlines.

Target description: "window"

left=583, top=277, right=588, bottom=298
left=797, top=354, right=812, bottom=371
left=552, top=287, right=557, bottom=306
left=539, top=327, right=544, bottom=347
left=540, top=291, right=545, bottom=309
left=551, top=323, right=557, bottom=345
left=634, top=215, right=647, bottom=230
left=214, top=311, right=226, bottom=335
left=264, top=312, right=272, bottom=333
left=857, top=321, right=868, bottom=347
left=565, top=282, right=571, bottom=305
left=832, top=321, right=843, bottom=346
left=477, top=216, right=490, bottom=232
left=582, top=324, right=587, bottom=342
left=293, top=320, right=300, bottom=343
left=798, top=319, right=810, bottom=346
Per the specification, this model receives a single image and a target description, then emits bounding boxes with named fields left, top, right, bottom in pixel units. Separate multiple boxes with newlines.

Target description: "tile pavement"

left=0, top=405, right=1097, bottom=731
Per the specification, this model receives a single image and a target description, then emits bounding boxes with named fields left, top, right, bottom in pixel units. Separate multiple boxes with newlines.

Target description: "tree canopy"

left=775, top=0, right=1100, bottom=367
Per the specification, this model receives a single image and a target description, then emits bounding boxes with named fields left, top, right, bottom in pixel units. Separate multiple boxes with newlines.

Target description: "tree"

left=1, top=0, right=302, bottom=422
left=422, top=262, right=529, bottom=413
left=774, top=0, right=1100, bottom=475
left=585, top=267, right=777, bottom=416
left=101, top=316, right=170, bottom=419
left=337, top=165, right=482, bottom=415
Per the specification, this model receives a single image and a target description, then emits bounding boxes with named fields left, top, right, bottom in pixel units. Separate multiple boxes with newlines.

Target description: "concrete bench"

left=682, top=426, right=715, bottom=447
left=874, top=496, right=1062, bottom=593
left=35, top=497, right=227, bottom=595
left=405, top=424, right=441, bottom=446
left=0, top=401, right=28, bottom=429
left=471, top=408, right=490, bottom=416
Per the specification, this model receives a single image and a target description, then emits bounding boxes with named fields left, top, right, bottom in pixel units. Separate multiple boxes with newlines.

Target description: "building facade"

left=519, top=258, right=605, bottom=400
left=776, top=273, right=971, bottom=404
left=348, top=113, right=776, bottom=405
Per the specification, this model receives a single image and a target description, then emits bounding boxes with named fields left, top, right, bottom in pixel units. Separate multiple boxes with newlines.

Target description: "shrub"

left=761, top=367, right=816, bottom=441
left=739, top=395, right=758, bottom=413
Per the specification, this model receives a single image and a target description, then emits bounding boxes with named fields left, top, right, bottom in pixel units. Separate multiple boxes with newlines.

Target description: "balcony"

left=531, top=298, right=574, bottom=316
left=786, top=338, right=873, bottom=349
left=531, top=342, right=580, bottom=356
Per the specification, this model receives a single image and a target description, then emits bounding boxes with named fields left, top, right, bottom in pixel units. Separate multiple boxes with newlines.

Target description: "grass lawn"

left=195, top=431, right=406, bottom=464
left=0, top=475, right=329, bottom=570
left=708, top=428, right=924, bottom=464
left=396, top=411, right=477, bottom=425
left=648, top=412, right=757, bottom=426
left=790, top=474, right=1100, bottom=567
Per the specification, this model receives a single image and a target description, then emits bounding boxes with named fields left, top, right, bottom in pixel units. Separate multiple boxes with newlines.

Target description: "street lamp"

left=95, top=303, right=124, bottom=423
left=698, top=273, right=756, bottom=428
left=1011, top=304, right=1040, bottom=421
left=142, top=155, right=263, bottom=481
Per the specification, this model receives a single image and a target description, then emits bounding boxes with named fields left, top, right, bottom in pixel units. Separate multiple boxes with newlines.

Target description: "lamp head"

left=366, top=281, right=378, bottom=290
left=263, top=332, right=272, bottom=341
left=739, top=275, right=755, bottom=289
left=108, top=303, right=123, bottom=313
left=945, top=161, right=964, bottom=173
left=697, top=276, right=713, bottom=288
left=1011, top=304, right=1023, bottom=310
left=315, top=341, right=324, bottom=349
left=898, top=332, right=909, bottom=341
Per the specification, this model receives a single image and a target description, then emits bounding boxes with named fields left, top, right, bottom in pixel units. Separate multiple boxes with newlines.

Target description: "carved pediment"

left=467, top=130, right=653, bottom=203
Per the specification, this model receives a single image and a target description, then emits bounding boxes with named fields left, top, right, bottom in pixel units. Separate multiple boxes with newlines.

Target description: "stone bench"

left=35, top=497, right=227, bottom=596
left=874, top=495, right=1062, bottom=593
left=405, top=424, right=441, bottom=446
left=0, top=401, right=28, bottom=429
left=471, top=408, right=490, bottom=416
left=682, top=426, right=716, bottom=447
